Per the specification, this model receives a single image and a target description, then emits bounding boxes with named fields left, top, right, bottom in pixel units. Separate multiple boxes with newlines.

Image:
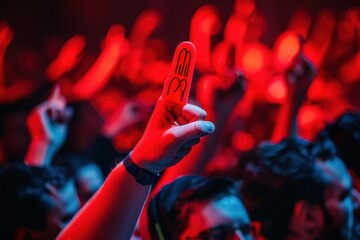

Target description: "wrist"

left=122, top=153, right=161, bottom=186
left=130, top=149, right=161, bottom=174
left=25, top=140, right=55, bottom=166
left=32, top=138, right=59, bottom=152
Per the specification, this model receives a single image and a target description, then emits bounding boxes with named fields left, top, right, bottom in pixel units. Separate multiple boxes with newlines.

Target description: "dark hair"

left=0, top=164, right=69, bottom=239
left=318, top=111, right=360, bottom=176
left=148, top=175, right=240, bottom=240
left=54, top=153, right=96, bottom=178
left=312, top=134, right=338, bottom=161
left=240, top=137, right=329, bottom=239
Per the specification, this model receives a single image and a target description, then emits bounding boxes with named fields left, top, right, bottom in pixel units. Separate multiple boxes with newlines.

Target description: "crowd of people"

left=0, top=0, right=360, bottom=239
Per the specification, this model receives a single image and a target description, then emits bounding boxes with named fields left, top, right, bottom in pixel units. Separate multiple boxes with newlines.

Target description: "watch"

left=122, top=154, right=161, bottom=186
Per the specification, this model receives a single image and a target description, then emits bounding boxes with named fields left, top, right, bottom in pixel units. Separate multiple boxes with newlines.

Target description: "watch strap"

left=122, top=154, right=161, bottom=186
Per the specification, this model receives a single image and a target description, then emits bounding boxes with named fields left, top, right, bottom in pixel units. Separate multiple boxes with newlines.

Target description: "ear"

left=288, top=200, right=324, bottom=239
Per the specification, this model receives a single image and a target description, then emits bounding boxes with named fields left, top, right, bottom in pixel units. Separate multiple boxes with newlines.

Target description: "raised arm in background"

left=157, top=69, right=246, bottom=186
left=271, top=43, right=316, bottom=142
left=25, top=86, right=72, bottom=166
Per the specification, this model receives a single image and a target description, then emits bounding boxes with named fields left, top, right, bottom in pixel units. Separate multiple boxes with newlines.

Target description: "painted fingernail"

left=202, top=122, right=215, bottom=133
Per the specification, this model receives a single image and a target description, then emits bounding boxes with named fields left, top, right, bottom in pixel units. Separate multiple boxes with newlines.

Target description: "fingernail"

left=202, top=122, right=215, bottom=133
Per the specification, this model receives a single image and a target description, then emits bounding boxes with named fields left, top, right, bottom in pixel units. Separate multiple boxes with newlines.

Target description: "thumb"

left=172, top=120, right=215, bottom=143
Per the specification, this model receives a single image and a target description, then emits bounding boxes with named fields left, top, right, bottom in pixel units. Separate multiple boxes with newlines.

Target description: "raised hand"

left=58, top=42, right=214, bottom=240
left=190, top=5, right=221, bottom=73
left=25, top=86, right=72, bottom=165
left=73, top=24, right=125, bottom=99
left=0, top=21, right=13, bottom=51
left=285, top=37, right=316, bottom=99
left=272, top=37, right=317, bottom=142
left=131, top=41, right=214, bottom=174
left=197, top=68, right=246, bottom=121
left=102, top=98, right=151, bottom=138
left=46, top=34, right=86, bottom=81
left=0, top=22, right=38, bottom=103
left=130, top=97, right=214, bottom=174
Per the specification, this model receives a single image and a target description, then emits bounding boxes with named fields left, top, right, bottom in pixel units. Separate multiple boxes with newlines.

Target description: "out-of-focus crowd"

left=0, top=0, right=360, bottom=239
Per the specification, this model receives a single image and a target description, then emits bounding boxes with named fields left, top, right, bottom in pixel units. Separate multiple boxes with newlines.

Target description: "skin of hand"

left=285, top=53, right=317, bottom=100
left=271, top=51, right=317, bottom=142
left=130, top=96, right=215, bottom=174
left=73, top=24, right=125, bottom=99
left=46, top=34, right=86, bottom=80
left=135, top=74, right=243, bottom=239
left=58, top=95, right=214, bottom=240
left=102, top=99, right=151, bottom=138
left=197, top=68, right=246, bottom=120
left=26, top=86, right=72, bottom=163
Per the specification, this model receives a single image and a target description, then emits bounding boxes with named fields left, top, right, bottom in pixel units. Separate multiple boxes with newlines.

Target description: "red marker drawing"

left=162, top=41, right=196, bottom=106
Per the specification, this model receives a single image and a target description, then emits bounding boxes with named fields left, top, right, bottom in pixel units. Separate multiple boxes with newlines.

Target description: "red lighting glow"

left=241, top=46, right=264, bottom=75
left=304, top=11, right=335, bottom=67
left=190, top=4, right=221, bottom=72
left=298, top=105, right=321, bottom=127
left=234, top=0, right=255, bottom=17
left=288, top=10, right=311, bottom=39
left=142, top=60, right=171, bottom=84
left=212, top=41, right=235, bottom=76
left=191, top=5, right=221, bottom=35
left=130, top=9, right=162, bottom=46
left=47, top=35, right=86, bottom=80
left=266, top=76, right=287, bottom=103
left=73, top=24, right=125, bottom=99
left=274, top=32, right=300, bottom=69
left=224, top=16, right=247, bottom=45
left=232, top=131, right=255, bottom=152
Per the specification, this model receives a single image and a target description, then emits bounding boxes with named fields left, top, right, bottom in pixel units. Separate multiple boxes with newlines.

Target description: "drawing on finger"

left=162, top=41, right=196, bottom=105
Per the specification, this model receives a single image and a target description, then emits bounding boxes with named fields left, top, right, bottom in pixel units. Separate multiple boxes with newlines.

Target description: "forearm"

left=24, top=140, right=56, bottom=166
left=271, top=93, right=303, bottom=142
left=73, top=40, right=122, bottom=99
left=272, top=51, right=316, bottom=142
left=58, top=161, right=150, bottom=240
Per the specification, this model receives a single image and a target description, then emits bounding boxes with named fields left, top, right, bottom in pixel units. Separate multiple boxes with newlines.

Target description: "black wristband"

left=122, top=154, right=161, bottom=186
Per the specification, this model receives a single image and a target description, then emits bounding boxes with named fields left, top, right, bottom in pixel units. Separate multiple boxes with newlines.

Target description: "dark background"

left=0, top=0, right=359, bottom=52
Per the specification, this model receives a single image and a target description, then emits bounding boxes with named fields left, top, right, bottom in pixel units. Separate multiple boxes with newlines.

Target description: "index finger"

left=162, top=41, right=196, bottom=106
left=49, top=85, right=61, bottom=100
left=48, top=85, right=66, bottom=109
